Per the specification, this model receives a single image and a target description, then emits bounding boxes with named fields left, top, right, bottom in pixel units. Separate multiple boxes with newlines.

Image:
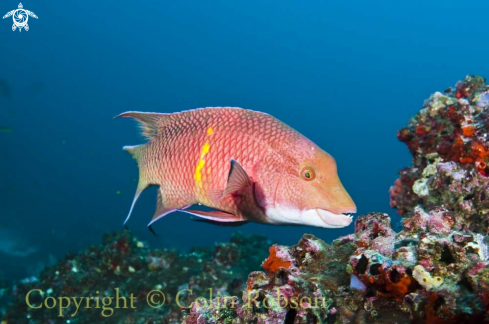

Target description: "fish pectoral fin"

left=179, top=209, right=245, bottom=222
left=209, top=160, right=251, bottom=203
left=209, top=189, right=224, bottom=203
left=221, top=159, right=253, bottom=198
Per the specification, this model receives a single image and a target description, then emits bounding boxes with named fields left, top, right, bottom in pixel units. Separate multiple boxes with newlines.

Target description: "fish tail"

left=117, top=111, right=188, bottom=226
left=115, top=111, right=171, bottom=140
left=122, top=144, right=152, bottom=225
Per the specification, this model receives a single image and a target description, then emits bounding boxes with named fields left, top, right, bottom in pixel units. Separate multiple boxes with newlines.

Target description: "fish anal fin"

left=180, top=209, right=244, bottom=222
left=222, top=159, right=253, bottom=198
left=149, top=190, right=190, bottom=226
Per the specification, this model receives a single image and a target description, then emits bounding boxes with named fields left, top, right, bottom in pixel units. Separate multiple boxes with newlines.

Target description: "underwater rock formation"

left=349, top=211, right=489, bottom=323
left=390, top=75, right=489, bottom=234
left=182, top=213, right=489, bottom=323
left=1, top=231, right=271, bottom=323
left=182, top=234, right=361, bottom=324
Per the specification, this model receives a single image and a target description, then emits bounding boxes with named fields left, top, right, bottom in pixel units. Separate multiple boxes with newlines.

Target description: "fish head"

left=261, top=143, right=356, bottom=228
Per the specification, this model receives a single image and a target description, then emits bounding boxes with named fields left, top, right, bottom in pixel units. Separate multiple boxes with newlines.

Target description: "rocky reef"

left=182, top=234, right=358, bottom=324
left=3, top=76, right=489, bottom=323
left=348, top=210, right=489, bottom=323
left=390, top=75, right=489, bottom=234
left=182, top=210, right=488, bottom=323
left=1, top=231, right=271, bottom=323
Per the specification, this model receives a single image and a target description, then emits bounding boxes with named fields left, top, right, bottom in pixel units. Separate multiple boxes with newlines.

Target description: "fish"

left=0, top=126, right=12, bottom=133
left=117, top=107, right=356, bottom=229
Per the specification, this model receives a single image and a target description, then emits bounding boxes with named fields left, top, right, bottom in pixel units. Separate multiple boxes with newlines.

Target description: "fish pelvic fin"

left=193, top=219, right=249, bottom=227
left=115, top=111, right=171, bottom=140
left=180, top=209, right=245, bottom=222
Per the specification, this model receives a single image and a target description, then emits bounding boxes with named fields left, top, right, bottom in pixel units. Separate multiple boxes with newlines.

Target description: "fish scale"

left=162, top=110, right=270, bottom=206
left=118, top=107, right=356, bottom=229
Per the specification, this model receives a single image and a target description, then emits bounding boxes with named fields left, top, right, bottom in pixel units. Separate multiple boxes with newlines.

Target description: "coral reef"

left=182, top=211, right=489, bottom=324
left=349, top=210, right=489, bottom=323
left=391, top=75, right=489, bottom=234
left=1, top=231, right=271, bottom=323
left=182, top=234, right=360, bottom=324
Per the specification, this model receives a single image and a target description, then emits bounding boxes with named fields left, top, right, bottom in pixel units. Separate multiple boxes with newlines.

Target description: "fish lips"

left=315, top=209, right=355, bottom=228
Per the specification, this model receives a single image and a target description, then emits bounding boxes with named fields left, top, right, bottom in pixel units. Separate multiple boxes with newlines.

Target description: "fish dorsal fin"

left=222, top=159, right=253, bottom=198
left=180, top=209, right=245, bottom=222
left=115, top=111, right=171, bottom=140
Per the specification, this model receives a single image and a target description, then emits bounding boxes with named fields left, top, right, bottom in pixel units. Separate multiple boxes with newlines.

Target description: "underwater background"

left=2, top=0, right=489, bottom=286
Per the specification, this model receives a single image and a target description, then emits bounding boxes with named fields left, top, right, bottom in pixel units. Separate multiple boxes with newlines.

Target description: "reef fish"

left=118, top=107, right=356, bottom=228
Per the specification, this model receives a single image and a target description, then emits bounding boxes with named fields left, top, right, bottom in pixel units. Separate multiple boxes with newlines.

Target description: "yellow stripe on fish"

left=194, top=127, right=214, bottom=188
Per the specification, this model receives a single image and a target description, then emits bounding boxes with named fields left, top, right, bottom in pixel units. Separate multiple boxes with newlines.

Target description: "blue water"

left=2, top=0, right=489, bottom=279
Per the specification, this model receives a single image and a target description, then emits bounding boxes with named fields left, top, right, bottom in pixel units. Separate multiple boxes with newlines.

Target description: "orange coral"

left=382, top=275, right=416, bottom=301
left=356, top=241, right=368, bottom=248
left=462, top=125, right=475, bottom=137
left=441, top=133, right=489, bottom=176
left=262, top=246, right=292, bottom=275
left=355, top=266, right=418, bottom=302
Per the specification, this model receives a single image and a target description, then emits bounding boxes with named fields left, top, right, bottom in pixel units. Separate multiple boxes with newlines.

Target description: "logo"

left=3, top=3, right=37, bottom=32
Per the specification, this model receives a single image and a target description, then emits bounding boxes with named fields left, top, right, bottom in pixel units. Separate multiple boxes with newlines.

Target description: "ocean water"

left=1, top=0, right=489, bottom=281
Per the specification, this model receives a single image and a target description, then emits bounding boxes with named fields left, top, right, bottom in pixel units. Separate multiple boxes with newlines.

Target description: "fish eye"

left=300, top=167, right=316, bottom=181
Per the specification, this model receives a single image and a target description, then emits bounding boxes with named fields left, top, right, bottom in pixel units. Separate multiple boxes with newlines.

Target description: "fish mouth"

left=316, top=209, right=355, bottom=228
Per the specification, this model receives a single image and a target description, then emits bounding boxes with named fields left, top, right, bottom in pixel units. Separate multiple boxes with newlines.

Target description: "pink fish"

left=117, top=107, right=356, bottom=229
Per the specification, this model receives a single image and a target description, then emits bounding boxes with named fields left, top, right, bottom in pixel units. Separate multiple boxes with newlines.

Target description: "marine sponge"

left=412, top=265, right=443, bottom=290
left=348, top=211, right=489, bottom=322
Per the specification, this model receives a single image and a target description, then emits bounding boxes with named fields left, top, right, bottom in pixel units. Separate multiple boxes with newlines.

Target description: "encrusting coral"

left=1, top=231, right=271, bottom=323
left=391, top=75, right=489, bottom=235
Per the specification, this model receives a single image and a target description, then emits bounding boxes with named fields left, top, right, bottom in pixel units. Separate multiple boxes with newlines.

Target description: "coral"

left=390, top=75, right=489, bottom=234
left=348, top=211, right=489, bottom=323
left=1, top=231, right=270, bottom=324
left=184, top=234, right=359, bottom=324
left=183, top=211, right=489, bottom=323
